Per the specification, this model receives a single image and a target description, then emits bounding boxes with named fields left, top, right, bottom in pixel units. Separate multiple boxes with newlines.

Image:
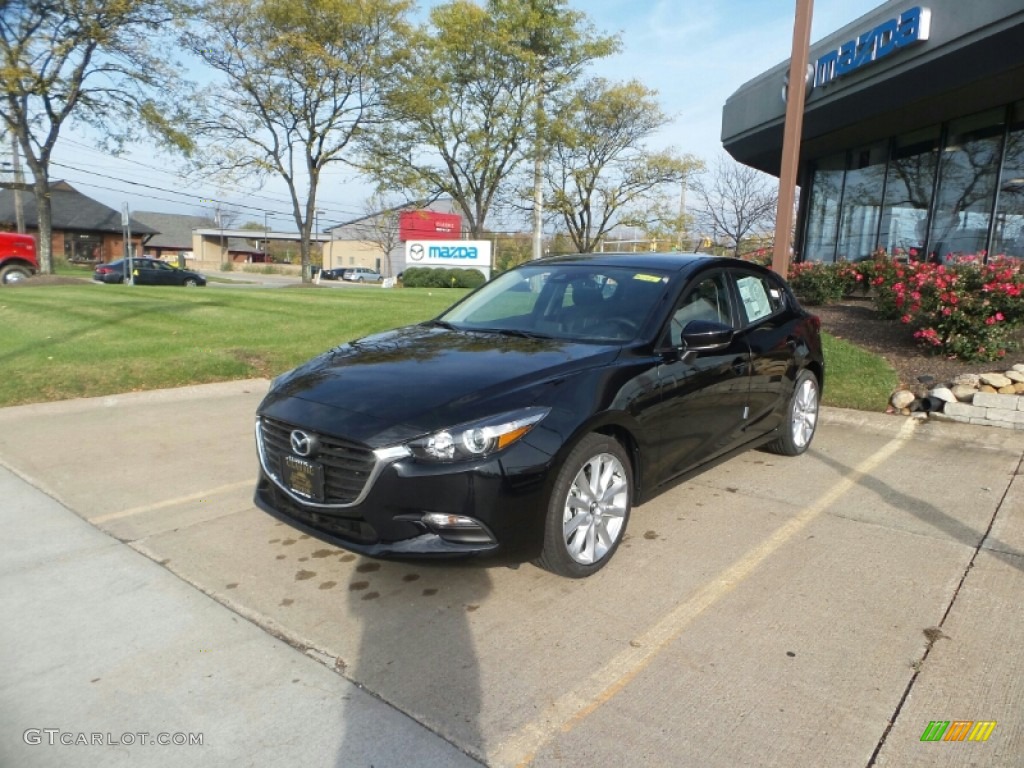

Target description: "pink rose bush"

left=786, top=253, right=1024, bottom=362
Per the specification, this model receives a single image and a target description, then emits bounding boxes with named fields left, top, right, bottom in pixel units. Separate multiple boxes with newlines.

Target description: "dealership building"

left=722, top=0, right=1024, bottom=263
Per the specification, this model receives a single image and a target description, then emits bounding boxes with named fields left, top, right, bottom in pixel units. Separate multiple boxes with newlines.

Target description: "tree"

left=0, top=0, right=192, bottom=273
left=692, top=156, right=779, bottom=257
left=359, top=0, right=616, bottom=238
left=544, top=78, right=702, bottom=253
left=185, top=0, right=413, bottom=281
left=352, top=194, right=405, bottom=277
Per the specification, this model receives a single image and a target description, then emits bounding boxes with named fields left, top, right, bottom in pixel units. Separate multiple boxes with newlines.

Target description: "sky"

left=45, top=0, right=884, bottom=233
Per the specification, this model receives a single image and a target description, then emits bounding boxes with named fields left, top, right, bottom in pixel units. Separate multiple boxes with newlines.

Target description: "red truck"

left=0, top=232, right=38, bottom=284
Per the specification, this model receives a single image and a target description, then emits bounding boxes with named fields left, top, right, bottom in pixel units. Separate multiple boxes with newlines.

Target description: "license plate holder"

left=282, top=455, right=325, bottom=502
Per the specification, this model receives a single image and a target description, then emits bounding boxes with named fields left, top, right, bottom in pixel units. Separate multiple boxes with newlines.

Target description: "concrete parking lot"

left=1, top=380, right=1021, bottom=767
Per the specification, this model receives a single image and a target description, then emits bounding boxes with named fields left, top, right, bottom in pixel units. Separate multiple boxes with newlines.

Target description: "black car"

left=93, top=258, right=206, bottom=286
left=254, top=253, right=824, bottom=577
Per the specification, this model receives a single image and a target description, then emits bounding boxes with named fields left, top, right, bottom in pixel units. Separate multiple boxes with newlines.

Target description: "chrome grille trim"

left=255, top=417, right=409, bottom=509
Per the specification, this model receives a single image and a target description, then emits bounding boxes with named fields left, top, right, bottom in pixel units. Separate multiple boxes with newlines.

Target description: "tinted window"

left=668, top=272, right=733, bottom=346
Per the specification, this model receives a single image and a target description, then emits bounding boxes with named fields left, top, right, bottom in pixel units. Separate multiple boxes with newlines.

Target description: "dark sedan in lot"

left=94, top=258, right=206, bottom=286
left=254, top=253, right=824, bottom=577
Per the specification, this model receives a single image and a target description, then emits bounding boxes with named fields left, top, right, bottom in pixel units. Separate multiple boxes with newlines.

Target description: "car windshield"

left=438, top=263, right=673, bottom=342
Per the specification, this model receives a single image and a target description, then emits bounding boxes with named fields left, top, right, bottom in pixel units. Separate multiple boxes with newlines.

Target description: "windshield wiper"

left=422, top=319, right=459, bottom=331
left=480, top=328, right=553, bottom=340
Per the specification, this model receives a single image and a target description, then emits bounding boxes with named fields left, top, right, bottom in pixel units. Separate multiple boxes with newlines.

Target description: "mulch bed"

left=811, top=298, right=1024, bottom=389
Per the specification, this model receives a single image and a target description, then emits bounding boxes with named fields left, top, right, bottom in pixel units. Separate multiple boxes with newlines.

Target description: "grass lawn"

left=0, top=282, right=897, bottom=411
left=821, top=332, right=899, bottom=411
left=0, top=284, right=467, bottom=406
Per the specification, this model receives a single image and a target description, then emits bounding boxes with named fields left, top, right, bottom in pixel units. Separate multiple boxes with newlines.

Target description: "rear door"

left=730, top=268, right=794, bottom=438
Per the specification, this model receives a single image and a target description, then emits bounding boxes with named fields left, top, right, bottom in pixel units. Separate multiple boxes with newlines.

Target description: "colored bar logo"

left=920, top=721, right=997, bottom=742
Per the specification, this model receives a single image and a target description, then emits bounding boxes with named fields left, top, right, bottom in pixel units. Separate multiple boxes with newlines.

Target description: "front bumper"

left=253, top=420, right=555, bottom=562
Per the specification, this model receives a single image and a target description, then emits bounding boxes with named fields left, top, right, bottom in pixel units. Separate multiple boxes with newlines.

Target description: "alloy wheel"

left=562, top=452, right=628, bottom=565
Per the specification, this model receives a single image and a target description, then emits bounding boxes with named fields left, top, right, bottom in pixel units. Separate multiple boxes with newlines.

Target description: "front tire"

left=764, top=369, right=819, bottom=456
left=0, top=264, right=31, bottom=284
left=184, top=278, right=198, bottom=286
left=536, top=433, right=632, bottom=578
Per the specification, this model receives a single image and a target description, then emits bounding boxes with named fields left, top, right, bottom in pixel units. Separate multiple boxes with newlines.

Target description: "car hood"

left=259, top=324, right=619, bottom=447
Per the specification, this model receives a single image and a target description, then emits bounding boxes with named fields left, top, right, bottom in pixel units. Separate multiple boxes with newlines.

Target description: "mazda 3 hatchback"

left=254, top=253, right=824, bottom=577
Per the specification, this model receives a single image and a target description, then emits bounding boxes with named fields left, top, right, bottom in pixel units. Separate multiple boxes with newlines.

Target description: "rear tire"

left=535, top=433, right=632, bottom=578
left=764, top=369, right=819, bottom=456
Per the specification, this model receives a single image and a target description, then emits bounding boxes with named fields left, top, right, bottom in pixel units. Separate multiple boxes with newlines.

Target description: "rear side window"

left=736, top=273, right=784, bottom=325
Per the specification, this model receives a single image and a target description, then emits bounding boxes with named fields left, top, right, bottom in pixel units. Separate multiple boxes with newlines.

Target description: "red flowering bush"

left=785, top=253, right=1024, bottom=360
left=868, top=253, right=1024, bottom=361
left=787, top=261, right=866, bottom=304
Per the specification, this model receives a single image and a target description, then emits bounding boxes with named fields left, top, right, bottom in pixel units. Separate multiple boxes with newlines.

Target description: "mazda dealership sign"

left=405, top=239, right=492, bottom=278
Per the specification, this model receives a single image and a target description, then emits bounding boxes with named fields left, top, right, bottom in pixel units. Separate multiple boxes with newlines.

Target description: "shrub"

left=402, top=267, right=485, bottom=289
left=869, top=254, right=1024, bottom=361
left=787, top=261, right=865, bottom=304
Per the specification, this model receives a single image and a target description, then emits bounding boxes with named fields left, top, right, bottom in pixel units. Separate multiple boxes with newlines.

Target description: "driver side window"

left=668, top=273, right=733, bottom=346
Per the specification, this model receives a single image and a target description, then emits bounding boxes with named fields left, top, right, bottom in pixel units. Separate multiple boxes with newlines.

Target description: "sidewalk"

left=0, top=465, right=482, bottom=768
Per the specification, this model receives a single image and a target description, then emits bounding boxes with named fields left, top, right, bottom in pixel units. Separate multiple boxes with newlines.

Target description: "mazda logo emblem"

left=289, top=430, right=318, bottom=457
left=409, top=243, right=425, bottom=261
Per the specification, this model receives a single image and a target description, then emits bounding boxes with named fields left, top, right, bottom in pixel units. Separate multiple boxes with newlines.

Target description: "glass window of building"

left=878, top=128, right=939, bottom=260
left=836, top=143, right=888, bottom=261
left=928, top=108, right=1005, bottom=263
left=802, top=153, right=845, bottom=262
left=992, top=101, right=1024, bottom=259
left=63, top=232, right=104, bottom=263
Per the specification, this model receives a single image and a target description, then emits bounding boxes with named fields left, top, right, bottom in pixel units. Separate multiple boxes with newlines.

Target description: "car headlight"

left=408, top=407, right=549, bottom=462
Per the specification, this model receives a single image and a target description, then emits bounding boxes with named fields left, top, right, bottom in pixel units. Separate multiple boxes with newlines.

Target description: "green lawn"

left=0, top=282, right=897, bottom=411
left=0, top=284, right=466, bottom=406
left=821, top=332, right=899, bottom=411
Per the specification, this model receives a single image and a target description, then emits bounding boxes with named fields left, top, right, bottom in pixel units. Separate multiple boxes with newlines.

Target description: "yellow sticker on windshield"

left=633, top=273, right=663, bottom=283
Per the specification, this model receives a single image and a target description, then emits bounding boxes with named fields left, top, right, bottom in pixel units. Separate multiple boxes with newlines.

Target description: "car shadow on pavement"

left=811, top=449, right=1024, bottom=572
left=336, top=558, right=493, bottom=765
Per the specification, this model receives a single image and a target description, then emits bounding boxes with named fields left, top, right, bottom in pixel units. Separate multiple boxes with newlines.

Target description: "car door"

left=151, top=261, right=177, bottom=285
left=652, top=270, right=752, bottom=483
left=131, top=259, right=155, bottom=285
left=730, top=269, right=794, bottom=438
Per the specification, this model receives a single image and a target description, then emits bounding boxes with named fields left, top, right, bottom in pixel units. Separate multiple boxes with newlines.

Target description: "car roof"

left=534, top=252, right=748, bottom=273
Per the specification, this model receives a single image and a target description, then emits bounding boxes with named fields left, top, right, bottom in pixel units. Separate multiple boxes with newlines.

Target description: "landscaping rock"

left=980, top=385, right=998, bottom=394
left=952, top=373, right=981, bottom=387
left=1014, top=364, right=1024, bottom=373
left=999, top=385, right=1017, bottom=394
left=1006, top=370, right=1024, bottom=383
left=981, top=372, right=1013, bottom=388
left=951, top=384, right=977, bottom=402
left=917, top=374, right=936, bottom=385
left=891, top=390, right=915, bottom=409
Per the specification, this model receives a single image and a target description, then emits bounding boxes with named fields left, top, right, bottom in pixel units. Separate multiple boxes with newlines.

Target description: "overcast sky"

left=49, top=0, right=884, bottom=231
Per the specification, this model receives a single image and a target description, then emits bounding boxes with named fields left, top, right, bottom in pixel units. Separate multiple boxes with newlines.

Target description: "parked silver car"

left=343, top=267, right=382, bottom=282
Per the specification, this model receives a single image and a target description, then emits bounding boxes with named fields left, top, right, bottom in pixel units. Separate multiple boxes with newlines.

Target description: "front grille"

left=259, top=417, right=376, bottom=505
left=263, top=483, right=377, bottom=543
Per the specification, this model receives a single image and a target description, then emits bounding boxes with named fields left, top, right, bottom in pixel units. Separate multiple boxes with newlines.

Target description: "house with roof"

left=131, top=211, right=265, bottom=265
left=0, top=181, right=157, bottom=263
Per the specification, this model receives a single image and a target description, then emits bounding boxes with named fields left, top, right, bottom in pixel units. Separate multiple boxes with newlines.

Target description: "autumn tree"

left=692, top=156, right=779, bottom=257
left=360, top=0, right=616, bottom=238
left=0, top=0, right=191, bottom=272
left=544, top=78, right=702, bottom=253
left=185, top=0, right=413, bottom=281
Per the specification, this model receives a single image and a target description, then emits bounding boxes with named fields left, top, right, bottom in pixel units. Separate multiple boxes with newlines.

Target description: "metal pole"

left=531, top=59, right=545, bottom=260
left=772, top=0, right=814, bottom=277
left=11, top=135, right=25, bottom=234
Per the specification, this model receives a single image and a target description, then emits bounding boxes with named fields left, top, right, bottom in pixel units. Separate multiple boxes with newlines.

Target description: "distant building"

left=0, top=181, right=157, bottom=263
left=326, top=199, right=462, bottom=277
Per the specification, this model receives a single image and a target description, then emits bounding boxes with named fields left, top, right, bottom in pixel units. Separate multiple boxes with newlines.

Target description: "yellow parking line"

left=91, top=480, right=253, bottom=524
left=495, top=418, right=918, bottom=768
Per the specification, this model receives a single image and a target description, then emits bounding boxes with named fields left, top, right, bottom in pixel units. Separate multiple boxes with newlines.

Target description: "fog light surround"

left=421, top=513, right=496, bottom=545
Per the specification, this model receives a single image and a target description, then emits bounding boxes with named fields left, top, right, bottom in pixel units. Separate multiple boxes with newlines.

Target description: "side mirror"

left=681, top=319, right=735, bottom=352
